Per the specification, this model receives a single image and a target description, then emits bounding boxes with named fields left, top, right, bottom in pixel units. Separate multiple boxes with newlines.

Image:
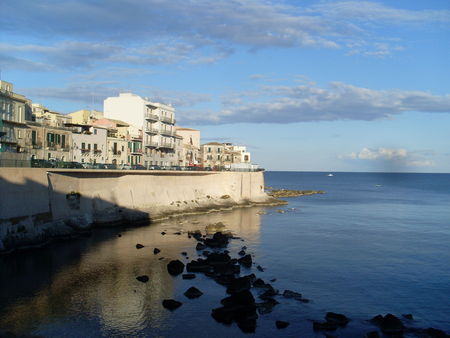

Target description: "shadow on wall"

left=0, top=174, right=150, bottom=253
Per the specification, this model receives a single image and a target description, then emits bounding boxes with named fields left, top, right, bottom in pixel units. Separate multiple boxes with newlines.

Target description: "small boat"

left=327, top=173, right=334, bottom=177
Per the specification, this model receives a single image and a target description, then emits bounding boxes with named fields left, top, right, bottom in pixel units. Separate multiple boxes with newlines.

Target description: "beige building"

left=32, top=104, right=72, bottom=128
left=92, top=118, right=130, bottom=166
left=67, top=109, right=103, bottom=125
left=127, top=126, right=143, bottom=166
left=201, top=142, right=225, bottom=169
left=201, top=142, right=253, bottom=169
left=175, top=127, right=201, bottom=167
left=69, top=124, right=107, bottom=165
left=25, top=122, right=72, bottom=161
left=0, top=80, right=32, bottom=165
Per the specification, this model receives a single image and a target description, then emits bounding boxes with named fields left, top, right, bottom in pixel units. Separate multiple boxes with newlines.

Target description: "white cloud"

left=340, top=147, right=435, bottom=167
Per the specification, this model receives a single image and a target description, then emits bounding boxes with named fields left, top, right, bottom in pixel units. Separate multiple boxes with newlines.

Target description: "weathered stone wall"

left=0, top=168, right=272, bottom=252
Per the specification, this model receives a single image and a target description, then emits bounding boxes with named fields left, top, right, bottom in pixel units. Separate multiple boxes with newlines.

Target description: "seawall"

left=0, top=168, right=278, bottom=253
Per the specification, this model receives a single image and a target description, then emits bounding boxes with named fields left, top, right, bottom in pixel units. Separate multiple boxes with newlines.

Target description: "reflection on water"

left=0, top=207, right=264, bottom=337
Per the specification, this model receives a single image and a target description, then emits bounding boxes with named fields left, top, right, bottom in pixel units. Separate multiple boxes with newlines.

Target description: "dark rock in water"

left=238, top=250, right=246, bottom=256
left=181, top=251, right=188, bottom=256
left=184, top=286, right=203, bottom=299
left=253, top=278, right=267, bottom=288
left=167, top=260, right=185, bottom=275
left=241, top=246, right=247, bottom=250
left=117, top=234, right=122, bottom=237
left=161, top=232, right=166, bottom=235
left=370, top=314, right=404, bottom=334
left=206, top=252, right=231, bottom=266
left=237, top=318, right=257, bottom=333
left=173, top=232, right=182, bottom=235
left=162, top=299, right=182, bottom=311
left=238, top=254, right=252, bottom=268
left=136, top=243, right=144, bottom=249
left=423, top=328, right=450, bottom=338
left=186, top=259, right=210, bottom=273
left=196, top=242, right=206, bottom=250
left=283, top=289, right=303, bottom=300
left=182, top=273, right=196, bottom=280
left=226, top=276, right=252, bottom=294
left=365, top=331, right=380, bottom=338
left=158, top=257, right=164, bottom=260
left=313, top=321, right=338, bottom=331
left=276, top=320, right=290, bottom=329
left=402, top=313, right=413, bottom=320
left=202, top=250, right=211, bottom=256
left=257, top=298, right=279, bottom=314
left=270, top=278, right=277, bottom=282
left=211, top=306, right=235, bottom=325
left=214, top=274, right=236, bottom=286
left=153, top=248, right=161, bottom=254
left=204, top=232, right=230, bottom=248
left=221, top=290, right=255, bottom=307
left=257, top=265, right=264, bottom=272
left=136, top=275, right=149, bottom=283
left=259, top=286, right=279, bottom=300
left=224, top=250, right=229, bottom=254
left=326, top=312, right=350, bottom=327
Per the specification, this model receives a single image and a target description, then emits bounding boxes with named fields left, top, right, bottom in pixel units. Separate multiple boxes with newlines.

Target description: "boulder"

left=326, top=312, right=350, bottom=327
left=136, top=275, right=149, bottom=283
left=238, top=254, right=252, bottom=268
left=365, top=332, right=380, bottom=338
left=167, top=260, right=185, bottom=276
left=186, top=259, right=211, bottom=273
left=283, top=289, right=303, bottom=301
left=196, top=242, right=206, bottom=250
left=153, top=248, right=161, bottom=254
left=257, top=298, right=279, bottom=314
left=162, top=299, right=182, bottom=311
left=370, top=314, right=404, bottom=334
left=181, top=251, right=188, bottom=256
left=256, top=265, right=264, bottom=272
left=184, top=287, right=203, bottom=299
left=238, top=250, right=246, bottom=256
left=136, top=243, right=144, bottom=249
left=275, top=320, right=290, bottom=329
left=226, top=276, right=252, bottom=294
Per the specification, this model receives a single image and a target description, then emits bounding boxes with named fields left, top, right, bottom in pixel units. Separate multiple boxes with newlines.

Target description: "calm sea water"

left=1, top=171, right=449, bottom=337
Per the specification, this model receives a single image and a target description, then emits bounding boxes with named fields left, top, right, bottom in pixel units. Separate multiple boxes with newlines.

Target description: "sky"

left=1, top=0, right=449, bottom=172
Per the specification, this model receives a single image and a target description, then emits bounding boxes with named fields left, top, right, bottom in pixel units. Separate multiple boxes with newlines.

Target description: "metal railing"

left=145, top=112, right=159, bottom=121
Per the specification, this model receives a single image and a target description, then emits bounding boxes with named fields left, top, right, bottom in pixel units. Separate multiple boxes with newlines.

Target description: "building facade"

left=104, top=93, right=178, bottom=167
left=175, top=127, right=201, bottom=166
left=25, top=122, right=72, bottom=161
left=69, top=124, right=107, bottom=165
left=200, top=142, right=253, bottom=169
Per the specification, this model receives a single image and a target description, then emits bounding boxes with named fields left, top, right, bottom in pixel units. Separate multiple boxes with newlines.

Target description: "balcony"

left=145, top=112, right=159, bottom=122
left=112, top=150, right=122, bottom=156
left=145, top=126, right=159, bottom=135
left=81, top=148, right=90, bottom=155
left=130, top=149, right=143, bottom=155
left=160, top=128, right=173, bottom=137
left=145, top=140, right=159, bottom=148
left=160, top=116, right=174, bottom=124
left=160, top=142, right=174, bottom=149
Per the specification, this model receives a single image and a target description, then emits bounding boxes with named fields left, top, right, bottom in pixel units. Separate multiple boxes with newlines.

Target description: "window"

left=122, top=145, right=124, bottom=152
left=217, top=155, right=220, bottom=160
left=31, top=130, right=37, bottom=145
left=82, top=142, right=86, bottom=150
left=217, top=148, right=221, bottom=153
left=207, top=147, right=211, bottom=153
left=88, top=144, right=91, bottom=150
left=94, top=129, right=97, bottom=135
left=61, top=135, right=65, bottom=148
left=56, top=134, right=61, bottom=144
left=94, top=143, right=98, bottom=151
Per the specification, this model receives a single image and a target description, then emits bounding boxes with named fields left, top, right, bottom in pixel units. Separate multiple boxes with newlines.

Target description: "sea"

left=1, top=171, right=449, bottom=337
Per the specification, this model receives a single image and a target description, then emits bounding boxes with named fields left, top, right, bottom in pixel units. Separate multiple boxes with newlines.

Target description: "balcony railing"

left=160, top=142, right=174, bottom=149
left=145, top=141, right=159, bottom=148
left=145, top=112, right=159, bottom=121
left=160, top=116, right=174, bottom=124
left=145, top=127, right=159, bottom=135
left=160, top=129, right=173, bottom=137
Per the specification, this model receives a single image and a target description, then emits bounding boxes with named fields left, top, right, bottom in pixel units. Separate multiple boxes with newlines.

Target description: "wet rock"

left=238, top=250, right=246, bottom=256
left=259, top=285, right=279, bottom=300
left=196, top=242, right=206, bottom=250
left=241, top=246, right=247, bottom=250
left=370, top=314, right=404, bottom=334
left=275, top=320, right=289, bottom=329
left=238, top=254, right=252, bottom=268
left=173, top=232, right=182, bottom=235
left=283, top=289, right=303, bottom=300
left=206, top=252, right=231, bottom=266
left=211, top=306, right=235, bottom=325
left=214, top=274, right=236, bottom=286
left=226, top=276, right=253, bottom=294
left=202, top=250, right=211, bottom=256
left=182, top=273, right=196, bottom=280
left=136, top=275, right=149, bottom=283
left=270, top=278, right=277, bottom=282
left=365, top=331, right=380, bottom=338
left=153, top=248, right=161, bottom=254
left=162, top=299, right=182, bottom=311
left=326, top=312, right=350, bottom=327
left=253, top=278, right=268, bottom=288
left=184, top=286, right=203, bottom=299
left=136, top=243, right=145, bottom=249
left=257, top=265, right=264, bottom=272
left=313, top=321, right=338, bottom=331
left=221, top=290, right=255, bottom=307
left=224, top=250, right=230, bottom=254
left=402, top=313, right=414, bottom=320
left=423, top=328, right=450, bottom=338
left=256, top=298, right=279, bottom=314
left=181, top=251, right=188, bottom=256
left=186, top=259, right=211, bottom=273
left=117, top=234, right=122, bottom=237
left=204, top=232, right=230, bottom=248
left=158, top=257, right=164, bottom=260
left=161, top=232, right=166, bottom=235
left=237, top=318, right=257, bottom=333
left=167, top=260, right=185, bottom=276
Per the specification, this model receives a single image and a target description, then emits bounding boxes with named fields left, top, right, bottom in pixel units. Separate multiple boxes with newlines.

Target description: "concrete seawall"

left=0, top=168, right=277, bottom=252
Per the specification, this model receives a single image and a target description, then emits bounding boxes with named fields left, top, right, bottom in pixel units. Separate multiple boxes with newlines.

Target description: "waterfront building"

left=103, top=93, right=177, bottom=167
left=200, top=142, right=253, bottom=170
left=0, top=80, right=32, bottom=165
left=68, top=124, right=107, bottom=165
left=175, top=127, right=201, bottom=167
left=92, top=118, right=129, bottom=166
left=201, top=142, right=225, bottom=169
left=32, top=104, right=72, bottom=128
left=67, top=109, right=103, bottom=125
left=127, top=125, right=143, bottom=166
left=25, top=122, right=72, bottom=161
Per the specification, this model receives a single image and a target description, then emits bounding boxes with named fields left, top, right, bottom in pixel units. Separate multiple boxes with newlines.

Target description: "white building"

left=175, top=127, right=201, bottom=166
left=69, top=124, right=108, bottom=165
left=103, top=93, right=178, bottom=167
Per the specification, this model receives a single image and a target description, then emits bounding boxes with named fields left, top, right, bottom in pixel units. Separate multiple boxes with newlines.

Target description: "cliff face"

left=0, top=169, right=276, bottom=253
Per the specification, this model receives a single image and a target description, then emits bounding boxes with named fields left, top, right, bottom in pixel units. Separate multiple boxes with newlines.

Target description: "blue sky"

left=1, top=0, right=449, bottom=172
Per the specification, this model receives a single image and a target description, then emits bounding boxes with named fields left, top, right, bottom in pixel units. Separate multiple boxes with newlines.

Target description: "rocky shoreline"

left=266, top=188, right=325, bottom=198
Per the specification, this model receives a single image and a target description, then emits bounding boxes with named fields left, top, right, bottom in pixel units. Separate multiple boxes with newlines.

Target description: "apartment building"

left=26, top=122, right=72, bottom=161
left=201, top=142, right=253, bottom=169
left=67, top=109, right=103, bottom=125
left=103, top=93, right=178, bottom=167
left=92, top=118, right=129, bottom=166
left=175, top=127, right=201, bottom=166
left=32, top=103, right=72, bottom=128
left=0, top=80, right=32, bottom=164
left=127, top=125, right=143, bottom=166
left=201, top=142, right=225, bottom=168
left=69, top=124, right=107, bottom=164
